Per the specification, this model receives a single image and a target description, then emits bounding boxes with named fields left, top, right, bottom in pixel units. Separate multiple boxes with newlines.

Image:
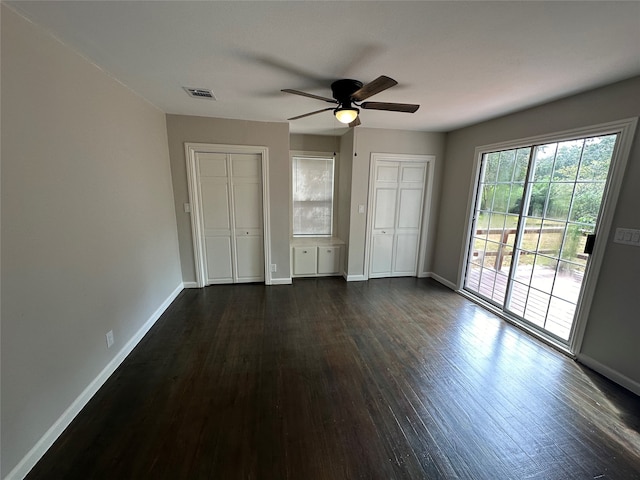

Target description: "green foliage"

left=482, top=135, right=615, bottom=227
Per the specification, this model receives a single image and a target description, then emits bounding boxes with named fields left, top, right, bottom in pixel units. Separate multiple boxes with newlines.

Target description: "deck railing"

left=473, top=227, right=566, bottom=271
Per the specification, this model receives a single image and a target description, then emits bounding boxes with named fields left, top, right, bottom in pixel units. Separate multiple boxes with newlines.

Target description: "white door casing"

left=186, top=143, right=271, bottom=287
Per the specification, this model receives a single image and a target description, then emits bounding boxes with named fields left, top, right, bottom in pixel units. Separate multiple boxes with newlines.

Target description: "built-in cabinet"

left=291, top=238, right=344, bottom=277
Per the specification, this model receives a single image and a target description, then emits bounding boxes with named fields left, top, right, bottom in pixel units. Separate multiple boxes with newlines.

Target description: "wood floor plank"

left=25, top=277, right=640, bottom=479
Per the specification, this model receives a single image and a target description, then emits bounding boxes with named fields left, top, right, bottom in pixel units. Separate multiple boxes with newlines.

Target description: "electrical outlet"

left=270, top=264, right=277, bottom=272
left=106, top=330, right=114, bottom=349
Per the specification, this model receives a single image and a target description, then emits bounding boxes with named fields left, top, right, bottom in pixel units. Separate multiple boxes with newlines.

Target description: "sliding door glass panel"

left=464, top=148, right=530, bottom=306
left=464, top=134, right=617, bottom=344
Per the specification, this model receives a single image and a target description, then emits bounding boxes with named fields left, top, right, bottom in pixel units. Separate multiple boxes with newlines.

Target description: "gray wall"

left=1, top=6, right=183, bottom=477
left=434, top=76, right=640, bottom=387
left=165, top=115, right=291, bottom=283
left=346, top=128, right=447, bottom=277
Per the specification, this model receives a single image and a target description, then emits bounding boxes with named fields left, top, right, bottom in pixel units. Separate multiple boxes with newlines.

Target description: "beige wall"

left=165, top=115, right=291, bottom=283
left=338, top=130, right=355, bottom=263
left=434, top=76, right=640, bottom=388
left=1, top=6, right=183, bottom=477
left=346, top=128, right=447, bottom=277
left=290, top=133, right=340, bottom=153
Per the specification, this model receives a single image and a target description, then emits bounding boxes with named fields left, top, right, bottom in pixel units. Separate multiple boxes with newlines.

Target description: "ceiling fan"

left=282, top=75, right=419, bottom=127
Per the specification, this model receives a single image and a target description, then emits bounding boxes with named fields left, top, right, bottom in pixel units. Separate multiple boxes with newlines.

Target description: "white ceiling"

left=7, top=1, right=640, bottom=135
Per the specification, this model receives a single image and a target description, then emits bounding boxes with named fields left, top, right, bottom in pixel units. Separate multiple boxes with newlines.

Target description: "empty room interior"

left=2, top=1, right=640, bottom=478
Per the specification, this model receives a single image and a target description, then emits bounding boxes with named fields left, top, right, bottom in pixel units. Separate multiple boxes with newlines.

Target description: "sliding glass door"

left=464, top=134, right=617, bottom=343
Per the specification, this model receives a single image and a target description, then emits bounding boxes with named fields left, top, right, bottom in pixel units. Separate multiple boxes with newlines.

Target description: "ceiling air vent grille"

left=184, top=87, right=216, bottom=100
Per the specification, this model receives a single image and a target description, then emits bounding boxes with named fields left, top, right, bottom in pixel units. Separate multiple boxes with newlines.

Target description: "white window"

left=292, top=155, right=334, bottom=236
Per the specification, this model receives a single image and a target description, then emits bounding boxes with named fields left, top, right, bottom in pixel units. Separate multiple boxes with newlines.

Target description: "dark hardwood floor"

left=27, top=278, right=640, bottom=479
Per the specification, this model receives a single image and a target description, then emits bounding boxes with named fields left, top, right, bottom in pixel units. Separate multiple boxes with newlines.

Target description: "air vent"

left=183, top=87, right=216, bottom=100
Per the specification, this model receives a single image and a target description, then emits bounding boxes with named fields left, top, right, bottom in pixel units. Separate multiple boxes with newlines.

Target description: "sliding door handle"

left=584, top=234, right=596, bottom=255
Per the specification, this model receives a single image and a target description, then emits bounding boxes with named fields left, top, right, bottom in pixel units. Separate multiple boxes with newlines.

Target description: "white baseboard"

left=182, top=281, right=198, bottom=288
left=5, top=283, right=184, bottom=480
left=345, top=274, right=368, bottom=282
left=424, top=272, right=457, bottom=290
left=576, top=353, right=640, bottom=397
left=270, top=277, right=293, bottom=285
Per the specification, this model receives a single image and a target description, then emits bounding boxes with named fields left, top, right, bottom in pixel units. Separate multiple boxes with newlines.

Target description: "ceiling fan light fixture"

left=335, top=107, right=359, bottom=124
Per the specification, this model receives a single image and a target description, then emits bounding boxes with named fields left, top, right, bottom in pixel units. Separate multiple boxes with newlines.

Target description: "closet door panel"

left=373, top=188, right=397, bottom=229
left=198, top=152, right=233, bottom=285
left=231, top=153, right=264, bottom=282
left=201, top=179, right=231, bottom=231
left=397, top=188, right=423, bottom=229
left=236, top=235, right=264, bottom=281
left=370, top=234, right=394, bottom=277
left=231, top=153, right=262, bottom=177
left=393, top=234, right=420, bottom=275
left=199, top=152, right=228, bottom=176
left=400, top=165, right=425, bottom=183
left=233, top=183, right=262, bottom=231
left=205, top=236, right=233, bottom=283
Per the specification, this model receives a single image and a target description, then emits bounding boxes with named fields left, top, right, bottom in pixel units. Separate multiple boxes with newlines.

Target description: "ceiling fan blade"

left=349, top=117, right=361, bottom=128
left=281, top=89, right=337, bottom=104
left=351, top=75, right=398, bottom=101
left=360, top=101, right=420, bottom=113
left=288, top=107, right=335, bottom=121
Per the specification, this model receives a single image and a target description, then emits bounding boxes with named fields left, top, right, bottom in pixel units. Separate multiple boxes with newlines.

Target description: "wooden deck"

left=465, top=265, right=581, bottom=340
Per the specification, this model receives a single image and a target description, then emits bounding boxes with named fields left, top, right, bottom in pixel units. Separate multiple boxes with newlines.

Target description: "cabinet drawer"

left=317, top=246, right=340, bottom=274
left=293, top=246, right=317, bottom=275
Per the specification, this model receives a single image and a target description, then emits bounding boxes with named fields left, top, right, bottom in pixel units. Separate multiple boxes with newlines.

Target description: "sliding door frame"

left=457, top=118, right=637, bottom=354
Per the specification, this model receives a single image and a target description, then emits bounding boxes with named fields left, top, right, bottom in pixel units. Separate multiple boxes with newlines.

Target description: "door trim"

left=456, top=118, right=638, bottom=354
left=185, top=142, right=272, bottom=287
left=364, top=153, right=435, bottom=280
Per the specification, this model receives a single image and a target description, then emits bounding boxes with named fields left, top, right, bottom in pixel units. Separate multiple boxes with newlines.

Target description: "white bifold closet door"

left=370, top=160, right=427, bottom=278
left=197, top=152, right=264, bottom=284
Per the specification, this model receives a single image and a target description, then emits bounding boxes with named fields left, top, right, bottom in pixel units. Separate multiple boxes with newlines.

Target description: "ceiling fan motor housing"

left=331, top=79, right=363, bottom=105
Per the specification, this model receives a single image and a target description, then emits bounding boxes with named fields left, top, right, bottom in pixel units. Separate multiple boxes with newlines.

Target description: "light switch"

left=358, top=204, right=365, bottom=214
left=613, top=227, right=640, bottom=247
left=184, top=203, right=191, bottom=213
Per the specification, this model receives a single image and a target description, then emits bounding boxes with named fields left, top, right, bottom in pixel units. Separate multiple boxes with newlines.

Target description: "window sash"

left=292, top=156, right=334, bottom=236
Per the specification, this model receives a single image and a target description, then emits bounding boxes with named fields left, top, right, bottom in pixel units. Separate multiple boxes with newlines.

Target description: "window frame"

left=290, top=151, right=339, bottom=238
